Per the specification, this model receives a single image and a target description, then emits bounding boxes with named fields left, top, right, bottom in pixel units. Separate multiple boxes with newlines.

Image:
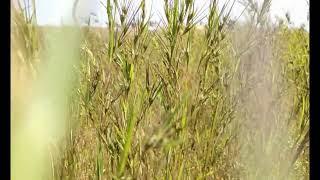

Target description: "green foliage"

left=11, top=0, right=309, bottom=179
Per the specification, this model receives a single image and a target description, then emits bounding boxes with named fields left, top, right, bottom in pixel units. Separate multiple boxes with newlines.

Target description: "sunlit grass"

left=11, top=0, right=309, bottom=179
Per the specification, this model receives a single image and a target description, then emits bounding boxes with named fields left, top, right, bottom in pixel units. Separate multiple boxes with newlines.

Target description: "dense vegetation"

left=11, top=0, right=309, bottom=179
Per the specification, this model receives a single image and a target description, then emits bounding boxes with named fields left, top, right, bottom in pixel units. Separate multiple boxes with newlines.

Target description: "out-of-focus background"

left=12, top=0, right=309, bottom=29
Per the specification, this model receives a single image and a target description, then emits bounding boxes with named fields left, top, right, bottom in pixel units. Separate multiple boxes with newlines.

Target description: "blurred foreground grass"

left=11, top=6, right=81, bottom=179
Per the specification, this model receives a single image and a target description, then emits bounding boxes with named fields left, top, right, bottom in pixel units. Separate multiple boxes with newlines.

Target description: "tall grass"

left=11, top=0, right=309, bottom=179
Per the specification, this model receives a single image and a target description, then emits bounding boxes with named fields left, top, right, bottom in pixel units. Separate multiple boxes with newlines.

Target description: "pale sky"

left=14, top=0, right=309, bottom=30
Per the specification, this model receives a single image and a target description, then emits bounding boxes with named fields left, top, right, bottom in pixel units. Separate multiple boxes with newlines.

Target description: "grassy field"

left=11, top=0, right=309, bottom=179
